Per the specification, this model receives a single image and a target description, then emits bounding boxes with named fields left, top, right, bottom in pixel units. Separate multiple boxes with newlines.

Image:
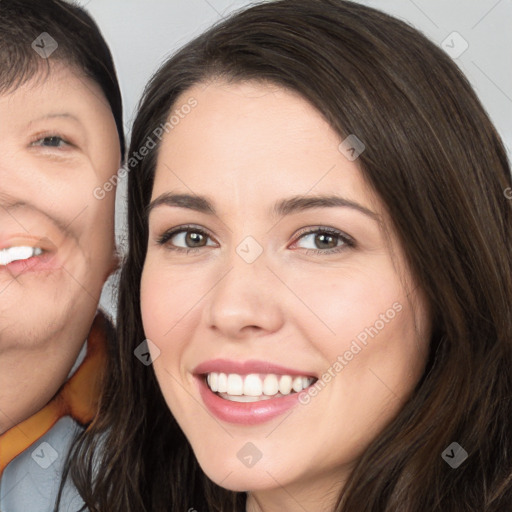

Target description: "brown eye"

left=185, top=231, right=207, bottom=247
left=292, top=228, right=354, bottom=253
left=157, top=227, right=216, bottom=251
left=314, top=233, right=338, bottom=249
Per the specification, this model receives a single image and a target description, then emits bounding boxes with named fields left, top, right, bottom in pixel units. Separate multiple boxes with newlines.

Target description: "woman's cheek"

left=140, top=257, right=201, bottom=347
left=285, top=267, right=401, bottom=342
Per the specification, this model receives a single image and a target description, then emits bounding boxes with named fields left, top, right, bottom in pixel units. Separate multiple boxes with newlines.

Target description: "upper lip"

left=194, top=359, right=317, bottom=378
left=0, top=235, right=56, bottom=253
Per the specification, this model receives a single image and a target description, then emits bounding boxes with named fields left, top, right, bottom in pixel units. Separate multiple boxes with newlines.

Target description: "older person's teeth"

left=0, top=246, right=42, bottom=266
left=217, top=373, right=228, bottom=393
left=243, top=374, right=263, bottom=397
left=227, top=374, right=243, bottom=395
left=278, top=375, right=293, bottom=395
left=262, top=374, right=279, bottom=396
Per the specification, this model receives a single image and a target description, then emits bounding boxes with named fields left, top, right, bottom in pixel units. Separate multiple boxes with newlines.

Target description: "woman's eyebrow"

left=147, top=193, right=216, bottom=217
left=147, top=193, right=380, bottom=223
left=273, top=195, right=380, bottom=222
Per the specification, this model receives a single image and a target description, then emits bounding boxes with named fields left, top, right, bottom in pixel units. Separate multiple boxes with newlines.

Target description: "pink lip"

left=0, top=252, right=60, bottom=275
left=194, top=359, right=316, bottom=425
left=197, top=377, right=304, bottom=425
left=0, top=236, right=60, bottom=274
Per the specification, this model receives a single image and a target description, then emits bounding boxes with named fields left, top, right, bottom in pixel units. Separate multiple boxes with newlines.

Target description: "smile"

left=0, top=236, right=59, bottom=274
left=194, top=359, right=318, bottom=425
left=206, top=372, right=316, bottom=402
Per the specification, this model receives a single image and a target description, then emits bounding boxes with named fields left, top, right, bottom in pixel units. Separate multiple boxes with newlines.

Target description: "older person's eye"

left=157, top=225, right=217, bottom=253
left=291, top=227, right=355, bottom=254
left=31, top=134, right=72, bottom=149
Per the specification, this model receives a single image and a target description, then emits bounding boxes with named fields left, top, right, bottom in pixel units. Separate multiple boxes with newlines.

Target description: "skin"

left=0, top=63, right=120, bottom=434
left=141, top=81, right=430, bottom=512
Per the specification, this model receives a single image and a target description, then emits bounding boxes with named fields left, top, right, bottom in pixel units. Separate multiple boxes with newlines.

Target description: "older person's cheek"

left=0, top=63, right=121, bottom=435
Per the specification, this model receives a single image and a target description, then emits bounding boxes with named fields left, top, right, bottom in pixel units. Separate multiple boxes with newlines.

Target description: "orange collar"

left=0, top=311, right=109, bottom=476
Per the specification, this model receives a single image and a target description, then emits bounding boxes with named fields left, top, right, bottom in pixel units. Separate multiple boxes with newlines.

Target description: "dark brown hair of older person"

left=61, top=0, right=512, bottom=510
left=0, top=0, right=125, bottom=155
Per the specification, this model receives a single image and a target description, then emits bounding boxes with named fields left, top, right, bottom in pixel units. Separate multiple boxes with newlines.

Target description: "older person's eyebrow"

left=273, top=195, right=380, bottom=222
left=147, top=193, right=216, bottom=217
left=29, top=112, right=81, bottom=123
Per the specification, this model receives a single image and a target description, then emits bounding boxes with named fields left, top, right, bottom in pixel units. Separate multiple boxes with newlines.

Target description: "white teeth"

left=243, top=374, right=263, bottom=397
left=207, top=373, right=218, bottom=392
left=217, top=373, right=228, bottom=393
left=0, top=246, right=43, bottom=266
left=206, top=372, right=316, bottom=400
left=262, top=374, right=279, bottom=396
left=278, top=375, right=293, bottom=395
left=292, top=376, right=303, bottom=393
left=227, top=374, right=243, bottom=395
left=221, top=394, right=268, bottom=403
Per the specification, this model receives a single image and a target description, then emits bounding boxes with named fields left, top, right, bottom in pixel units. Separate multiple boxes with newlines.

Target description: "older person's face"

left=0, top=64, right=120, bottom=432
left=141, top=81, right=430, bottom=510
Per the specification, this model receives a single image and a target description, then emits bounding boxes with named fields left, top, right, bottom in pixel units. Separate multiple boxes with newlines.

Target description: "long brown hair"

left=63, top=0, right=512, bottom=510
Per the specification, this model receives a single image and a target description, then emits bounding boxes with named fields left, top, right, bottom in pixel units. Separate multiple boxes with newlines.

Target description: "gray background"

left=78, top=0, right=512, bottom=315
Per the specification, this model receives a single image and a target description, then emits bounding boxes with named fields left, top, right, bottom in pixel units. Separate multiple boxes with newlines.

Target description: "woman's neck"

left=245, top=475, right=343, bottom=512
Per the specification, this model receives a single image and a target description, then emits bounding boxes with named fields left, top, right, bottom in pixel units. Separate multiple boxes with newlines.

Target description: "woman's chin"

left=199, top=461, right=287, bottom=493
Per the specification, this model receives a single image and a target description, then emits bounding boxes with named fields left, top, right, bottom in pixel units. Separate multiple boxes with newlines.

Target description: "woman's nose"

left=203, top=251, right=285, bottom=340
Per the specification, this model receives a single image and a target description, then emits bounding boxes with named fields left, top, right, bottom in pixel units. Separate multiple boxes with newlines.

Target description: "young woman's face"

left=0, top=63, right=120, bottom=430
left=141, top=81, right=430, bottom=508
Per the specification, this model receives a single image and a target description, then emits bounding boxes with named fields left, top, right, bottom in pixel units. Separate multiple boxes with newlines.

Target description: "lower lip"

left=197, top=376, right=303, bottom=425
left=0, top=253, right=59, bottom=275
